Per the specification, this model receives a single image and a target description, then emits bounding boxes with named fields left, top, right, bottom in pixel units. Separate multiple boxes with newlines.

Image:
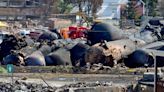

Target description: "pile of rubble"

left=0, top=81, right=56, bottom=92
left=0, top=80, right=125, bottom=92
left=0, top=18, right=164, bottom=69
left=61, top=81, right=112, bottom=89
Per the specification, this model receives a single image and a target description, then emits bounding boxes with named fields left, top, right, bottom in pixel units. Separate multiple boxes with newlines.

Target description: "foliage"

left=57, top=0, right=73, bottom=14
left=143, top=0, right=158, bottom=16
left=0, top=66, right=7, bottom=73
left=123, top=0, right=158, bottom=20
left=66, top=0, right=103, bottom=17
left=89, top=0, right=103, bottom=18
left=126, top=1, right=137, bottom=19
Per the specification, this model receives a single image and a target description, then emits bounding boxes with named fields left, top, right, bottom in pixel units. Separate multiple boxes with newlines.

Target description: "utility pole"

left=152, top=52, right=157, bottom=92
left=7, top=0, right=10, bottom=21
left=146, top=0, right=149, bottom=19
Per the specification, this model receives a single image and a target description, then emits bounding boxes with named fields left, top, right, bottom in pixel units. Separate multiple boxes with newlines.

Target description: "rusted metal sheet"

left=85, top=39, right=139, bottom=66
left=102, top=39, right=138, bottom=60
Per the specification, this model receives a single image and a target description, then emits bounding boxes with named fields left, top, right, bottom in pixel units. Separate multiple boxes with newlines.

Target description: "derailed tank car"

left=87, top=22, right=126, bottom=45
left=125, top=41, right=164, bottom=68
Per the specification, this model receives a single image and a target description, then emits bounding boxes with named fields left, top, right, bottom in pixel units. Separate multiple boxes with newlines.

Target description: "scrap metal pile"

left=0, top=18, right=164, bottom=68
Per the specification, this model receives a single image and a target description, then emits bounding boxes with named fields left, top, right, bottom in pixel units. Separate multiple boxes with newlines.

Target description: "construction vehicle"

left=60, top=12, right=91, bottom=39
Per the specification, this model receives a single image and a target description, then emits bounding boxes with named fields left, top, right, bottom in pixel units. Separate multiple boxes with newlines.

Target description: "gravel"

left=0, top=81, right=56, bottom=92
left=60, top=81, right=113, bottom=89
left=0, top=80, right=114, bottom=92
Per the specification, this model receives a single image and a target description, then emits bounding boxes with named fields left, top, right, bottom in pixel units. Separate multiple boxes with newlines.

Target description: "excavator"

left=60, top=12, right=92, bottom=39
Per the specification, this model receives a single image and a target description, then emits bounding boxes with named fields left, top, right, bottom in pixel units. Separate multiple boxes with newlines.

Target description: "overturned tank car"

left=85, top=19, right=164, bottom=68
left=87, top=22, right=126, bottom=45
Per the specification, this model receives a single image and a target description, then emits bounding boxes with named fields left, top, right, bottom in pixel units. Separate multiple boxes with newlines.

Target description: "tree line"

left=48, top=0, right=103, bottom=17
left=47, top=0, right=163, bottom=19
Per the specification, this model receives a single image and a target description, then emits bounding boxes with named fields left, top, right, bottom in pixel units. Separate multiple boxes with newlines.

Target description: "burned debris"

left=0, top=18, right=164, bottom=69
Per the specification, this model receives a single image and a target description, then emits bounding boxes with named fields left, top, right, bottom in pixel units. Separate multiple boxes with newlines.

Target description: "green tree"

left=87, top=0, right=103, bottom=18
left=65, top=0, right=87, bottom=12
left=143, top=0, right=158, bottom=16
left=126, top=0, right=136, bottom=19
left=66, top=0, right=103, bottom=18
left=58, top=0, right=73, bottom=14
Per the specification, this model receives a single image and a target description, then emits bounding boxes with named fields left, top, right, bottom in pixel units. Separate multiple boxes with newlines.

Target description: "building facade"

left=0, top=0, right=52, bottom=21
left=97, top=0, right=128, bottom=20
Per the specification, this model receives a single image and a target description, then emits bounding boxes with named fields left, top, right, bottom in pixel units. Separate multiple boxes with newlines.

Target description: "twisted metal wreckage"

left=0, top=18, right=164, bottom=68
left=86, top=19, right=164, bottom=68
